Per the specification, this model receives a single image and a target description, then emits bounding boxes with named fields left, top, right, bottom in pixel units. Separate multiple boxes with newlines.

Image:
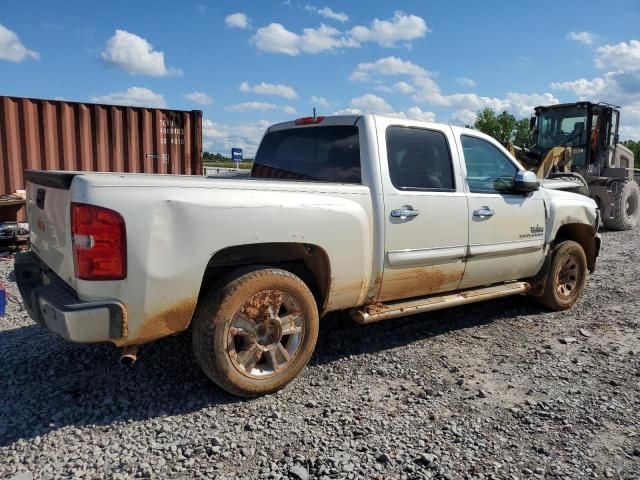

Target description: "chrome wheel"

left=556, top=255, right=580, bottom=300
left=227, top=290, right=304, bottom=378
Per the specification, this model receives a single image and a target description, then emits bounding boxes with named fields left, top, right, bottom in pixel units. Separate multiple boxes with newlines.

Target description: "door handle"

left=473, top=207, right=495, bottom=219
left=391, top=207, right=420, bottom=219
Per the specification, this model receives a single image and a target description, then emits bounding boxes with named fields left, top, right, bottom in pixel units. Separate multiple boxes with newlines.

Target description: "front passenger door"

left=458, top=134, right=546, bottom=289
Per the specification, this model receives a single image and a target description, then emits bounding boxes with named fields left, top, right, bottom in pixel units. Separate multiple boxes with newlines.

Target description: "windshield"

left=537, top=106, right=589, bottom=149
left=252, top=125, right=361, bottom=183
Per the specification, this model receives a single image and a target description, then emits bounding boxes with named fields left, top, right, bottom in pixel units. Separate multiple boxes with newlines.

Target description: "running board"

left=350, top=282, right=530, bottom=324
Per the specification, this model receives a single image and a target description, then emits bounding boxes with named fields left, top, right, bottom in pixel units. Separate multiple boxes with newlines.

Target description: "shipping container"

left=0, top=95, right=203, bottom=220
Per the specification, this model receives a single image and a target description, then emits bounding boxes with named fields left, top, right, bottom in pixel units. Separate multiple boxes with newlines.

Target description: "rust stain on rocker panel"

left=377, top=263, right=465, bottom=303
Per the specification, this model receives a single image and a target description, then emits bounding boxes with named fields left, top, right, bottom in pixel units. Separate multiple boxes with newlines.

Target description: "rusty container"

left=0, top=96, right=203, bottom=220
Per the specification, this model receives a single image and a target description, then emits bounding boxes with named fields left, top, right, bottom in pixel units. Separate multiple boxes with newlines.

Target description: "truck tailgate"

left=25, top=171, right=78, bottom=289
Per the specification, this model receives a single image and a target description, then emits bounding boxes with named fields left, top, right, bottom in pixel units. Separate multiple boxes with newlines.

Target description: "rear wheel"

left=603, top=180, right=640, bottom=231
left=538, top=240, right=587, bottom=311
left=192, top=267, right=319, bottom=397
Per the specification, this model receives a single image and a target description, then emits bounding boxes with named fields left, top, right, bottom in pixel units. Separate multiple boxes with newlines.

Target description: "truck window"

left=252, top=126, right=361, bottom=183
left=461, top=135, right=518, bottom=194
left=386, top=126, right=455, bottom=191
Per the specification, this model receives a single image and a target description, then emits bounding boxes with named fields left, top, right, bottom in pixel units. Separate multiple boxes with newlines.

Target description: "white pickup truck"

left=16, top=114, right=600, bottom=397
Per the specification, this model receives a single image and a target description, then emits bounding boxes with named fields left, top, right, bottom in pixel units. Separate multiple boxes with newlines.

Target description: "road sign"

left=231, top=148, right=243, bottom=161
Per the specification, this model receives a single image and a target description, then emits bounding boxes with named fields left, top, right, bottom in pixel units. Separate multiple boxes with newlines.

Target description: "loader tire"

left=603, top=180, right=640, bottom=231
left=538, top=240, right=587, bottom=311
left=192, top=267, right=319, bottom=397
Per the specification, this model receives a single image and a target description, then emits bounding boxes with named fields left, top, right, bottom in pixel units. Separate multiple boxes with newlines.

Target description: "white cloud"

left=0, top=24, right=39, bottom=62
left=595, top=39, right=640, bottom=71
left=350, top=94, right=394, bottom=114
left=551, top=77, right=608, bottom=97
left=310, top=96, right=330, bottom=108
left=456, top=77, right=476, bottom=88
left=334, top=94, right=435, bottom=122
left=101, top=30, right=181, bottom=76
left=449, top=109, right=477, bottom=127
left=184, top=91, right=213, bottom=105
left=350, top=56, right=430, bottom=81
left=551, top=71, right=640, bottom=109
left=566, top=31, right=598, bottom=46
left=225, top=101, right=296, bottom=114
left=349, top=11, right=428, bottom=48
left=203, top=118, right=270, bottom=157
left=252, top=23, right=301, bottom=55
left=252, top=12, right=427, bottom=55
left=90, top=87, right=167, bottom=108
left=225, top=13, right=250, bottom=29
left=550, top=38, right=640, bottom=140
left=238, top=81, right=298, bottom=99
left=405, top=106, right=436, bottom=122
left=226, top=101, right=278, bottom=112
left=351, top=56, right=558, bottom=117
left=253, top=22, right=352, bottom=55
left=394, top=81, right=416, bottom=94
left=305, top=5, right=349, bottom=23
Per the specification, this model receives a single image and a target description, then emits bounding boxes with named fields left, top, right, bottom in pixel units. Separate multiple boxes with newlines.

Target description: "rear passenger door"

left=456, top=133, right=546, bottom=289
left=377, top=120, right=469, bottom=302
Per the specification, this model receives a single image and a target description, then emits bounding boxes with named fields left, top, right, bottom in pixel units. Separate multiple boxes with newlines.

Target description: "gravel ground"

left=1, top=228, right=639, bottom=480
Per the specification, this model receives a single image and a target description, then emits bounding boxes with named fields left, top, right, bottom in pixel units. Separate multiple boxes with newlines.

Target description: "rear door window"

left=252, top=126, right=361, bottom=183
left=386, top=126, right=455, bottom=191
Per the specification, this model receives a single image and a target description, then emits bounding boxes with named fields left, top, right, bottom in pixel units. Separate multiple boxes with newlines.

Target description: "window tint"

left=461, top=135, right=518, bottom=193
left=252, top=126, right=360, bottom=183
left=386, top=127, right=454, bottom=191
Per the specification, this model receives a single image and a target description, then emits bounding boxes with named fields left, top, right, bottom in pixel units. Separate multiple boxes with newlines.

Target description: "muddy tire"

left=603, top=180, right=640, bottom=231
left=538, top=241, right=587, bottom=311
left=192, top=267, right=319, bottom=397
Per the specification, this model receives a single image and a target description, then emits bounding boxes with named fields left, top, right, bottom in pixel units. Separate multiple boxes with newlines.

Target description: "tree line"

left=203, top=151, right=253, bottom=163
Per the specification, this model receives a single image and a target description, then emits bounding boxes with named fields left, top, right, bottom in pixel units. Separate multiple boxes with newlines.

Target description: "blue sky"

left=2, top=0, right=640, bottom=155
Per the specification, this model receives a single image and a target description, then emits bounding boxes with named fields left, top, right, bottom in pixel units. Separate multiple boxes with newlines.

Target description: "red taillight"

left=295, top=116, right=325, bottom=125
left=71, top=203, right=126, bottom=280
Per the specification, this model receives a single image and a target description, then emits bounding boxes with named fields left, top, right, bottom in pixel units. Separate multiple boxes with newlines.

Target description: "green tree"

left=473, top=108, right=517, bottom=143
left=473, top=108, right=535, bottom=147
left=621, top=140, right=640, bottom=168
left=513, top=118, right=535, bottom=148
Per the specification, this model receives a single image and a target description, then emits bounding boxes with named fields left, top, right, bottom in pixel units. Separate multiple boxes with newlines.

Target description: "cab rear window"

left=251, top=126, right=361, bottom=184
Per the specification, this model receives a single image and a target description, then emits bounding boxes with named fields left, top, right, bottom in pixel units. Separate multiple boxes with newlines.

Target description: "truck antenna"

left=313, top=107, right=316, bottom=119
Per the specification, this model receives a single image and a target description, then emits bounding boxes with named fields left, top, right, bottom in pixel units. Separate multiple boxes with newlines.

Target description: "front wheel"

left=192, top=267, right=319, bottom=397
left=538, top=240, right=587, bottom=311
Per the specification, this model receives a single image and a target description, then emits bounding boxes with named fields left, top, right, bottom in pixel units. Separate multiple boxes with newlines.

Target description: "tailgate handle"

left=36, top=188, right=46, bottom=209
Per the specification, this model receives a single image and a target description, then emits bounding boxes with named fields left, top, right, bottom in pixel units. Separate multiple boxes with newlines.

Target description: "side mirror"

left=529, top=115, right=536, bottom=130
left=613, top=133, right=619, bottom=145
left=514, top=170, right=539, bottom=192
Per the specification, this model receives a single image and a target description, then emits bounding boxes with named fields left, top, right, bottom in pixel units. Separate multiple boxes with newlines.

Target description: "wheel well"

left=197, top=243, right=331, bottom=309
left=554, top=223, right=598, bottom=271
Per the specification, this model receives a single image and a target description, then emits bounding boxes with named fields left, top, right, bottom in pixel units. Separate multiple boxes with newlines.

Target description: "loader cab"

left=531, top=102, right=620, bottom=178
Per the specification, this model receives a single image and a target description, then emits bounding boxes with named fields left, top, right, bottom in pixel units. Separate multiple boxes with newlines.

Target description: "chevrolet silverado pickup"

left=15, top=114, right=601, bottom=397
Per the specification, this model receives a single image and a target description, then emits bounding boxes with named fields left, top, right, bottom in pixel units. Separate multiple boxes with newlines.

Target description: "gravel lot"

left=1, top=228, right=639, bottom=480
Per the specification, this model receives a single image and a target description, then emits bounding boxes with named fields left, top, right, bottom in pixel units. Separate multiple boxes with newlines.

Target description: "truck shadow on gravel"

left=0, top=296, right=541, bottom=446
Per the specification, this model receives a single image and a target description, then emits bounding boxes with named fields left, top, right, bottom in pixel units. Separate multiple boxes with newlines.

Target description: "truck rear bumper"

left=14, top=252, right=127, bottom=343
